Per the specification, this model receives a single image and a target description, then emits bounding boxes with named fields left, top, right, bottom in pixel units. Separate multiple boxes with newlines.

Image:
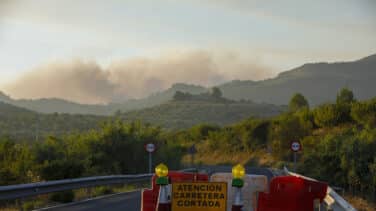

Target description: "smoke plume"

left=3, top=50, right=273, bottom=104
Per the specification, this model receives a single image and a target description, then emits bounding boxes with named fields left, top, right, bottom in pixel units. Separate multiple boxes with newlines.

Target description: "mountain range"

left=219, top=54, right=376, bottom=105
left=0, top=83, right=206, bottom=115
left=1, top=53, right=375, bottom=115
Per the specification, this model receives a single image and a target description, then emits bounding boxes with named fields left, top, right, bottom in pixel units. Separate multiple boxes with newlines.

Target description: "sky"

left=0, top=0, right=375, bottom=104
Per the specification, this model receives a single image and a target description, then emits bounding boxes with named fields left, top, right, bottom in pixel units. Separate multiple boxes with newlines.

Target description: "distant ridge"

left=218, top=53, right=376, bottom=105
left=0, top=83, right=207, bottom=115
left=358, top=53, right=376, bottom=63
left=1, top=53, right=376, bottom=114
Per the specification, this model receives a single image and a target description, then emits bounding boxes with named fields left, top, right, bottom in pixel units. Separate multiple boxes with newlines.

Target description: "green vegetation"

left=0, top=120, right=183, bottom=186
left=0, top=88, right=375, bottom=206
left=288, top=93, right=309, bottom=112
left=337, top=88, right=355, bottom=104
left=172, top=87, right=231, bottom=103
left=0, top=102, right=106, bottom=140
left=120, top=100, right=284, bottom=129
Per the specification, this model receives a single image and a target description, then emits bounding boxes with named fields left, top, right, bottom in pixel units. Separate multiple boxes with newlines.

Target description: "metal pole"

left=149, top=152, right=152, bottom=174
left=294, top=152, right=297, bottom=172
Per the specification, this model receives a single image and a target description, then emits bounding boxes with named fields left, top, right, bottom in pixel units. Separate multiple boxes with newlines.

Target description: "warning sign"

left=171, top=182, right=227, bottom=211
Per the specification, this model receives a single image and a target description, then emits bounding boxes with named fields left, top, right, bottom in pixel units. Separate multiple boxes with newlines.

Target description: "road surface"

left=42, top=191, right=141, bottom=211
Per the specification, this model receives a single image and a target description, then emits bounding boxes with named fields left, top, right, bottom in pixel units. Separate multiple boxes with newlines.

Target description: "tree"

left=351, top=98, right=376, bottom=128
left=173, top=91, right=192, bottom=101
left=289, top=93, right=309, bottom=112
left=211, top=87, right=222, bottom=99
left=173, top=91, right=185, bottom=101
left=313, top=104, right=342, bottom=127
left=270, top=114, right=311, bottom=159
left=337, top=88, right=355, bottom=104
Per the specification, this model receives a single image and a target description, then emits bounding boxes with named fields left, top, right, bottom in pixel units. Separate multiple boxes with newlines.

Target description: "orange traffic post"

left=232, top=164, right=245, bottom=211
left=155, top=163, right=171, bottom=211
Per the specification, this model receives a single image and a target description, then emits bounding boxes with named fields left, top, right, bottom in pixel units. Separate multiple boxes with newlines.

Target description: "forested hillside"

left=0, top=88, right=375, bottom=208
left=120, top=91, right=285, bottom=128
left=0, top=92, right=283, bottom=138
left=0, top=102, right=106, bottom=140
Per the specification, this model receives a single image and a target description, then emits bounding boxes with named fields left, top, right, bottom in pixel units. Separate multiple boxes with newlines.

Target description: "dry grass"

left=182, top=141, right=276, bottom=167
left=345, top=195, right=376, bottom=211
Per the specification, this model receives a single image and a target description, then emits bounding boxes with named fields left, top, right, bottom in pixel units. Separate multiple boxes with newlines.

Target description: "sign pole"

left=188, top=144, right=197, bottom=168
left=145, top=143, right=156, bottom=174
left=294, top=152, right=297, bottom=172
left=191, top=153, right=194, bottom=168
left=149, top=152, right=152, bottom=174
left=291, top=141, right=301, bottom=172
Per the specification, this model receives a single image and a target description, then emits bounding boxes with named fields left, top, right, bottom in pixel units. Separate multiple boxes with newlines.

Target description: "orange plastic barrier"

left=257, top=176, right=328, bottom=211
left=141, top=171, right=209, bottom=211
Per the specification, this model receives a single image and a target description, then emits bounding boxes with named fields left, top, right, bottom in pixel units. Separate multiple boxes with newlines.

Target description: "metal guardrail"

left=0, top=174, right=152, bottom=201
left=0, top=168, right=197, bottom=201
left=283, top=167, right=356, bottom=211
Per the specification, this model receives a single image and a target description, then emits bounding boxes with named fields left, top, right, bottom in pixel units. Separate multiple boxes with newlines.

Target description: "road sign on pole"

left=145, top=143, right=156, bottom=153
left=291, top=141, right=301, bottom=172
left=188, top=144, right=197, bottom=167
left=145, top=143, right=156, bottom=173
left=291, top=141, right=301, bottom=152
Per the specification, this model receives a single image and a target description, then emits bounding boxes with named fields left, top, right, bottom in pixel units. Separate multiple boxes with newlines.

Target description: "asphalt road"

left=42, top=191, right=141, bottom=211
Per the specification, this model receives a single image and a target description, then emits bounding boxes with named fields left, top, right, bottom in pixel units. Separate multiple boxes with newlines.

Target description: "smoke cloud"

left=4, top=60, right=116, bottom=104
left=2, top=50, right=273, bottom=104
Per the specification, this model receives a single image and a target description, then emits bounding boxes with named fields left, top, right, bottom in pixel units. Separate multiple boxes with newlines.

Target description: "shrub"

left=93, top=186, right=114, bottom=197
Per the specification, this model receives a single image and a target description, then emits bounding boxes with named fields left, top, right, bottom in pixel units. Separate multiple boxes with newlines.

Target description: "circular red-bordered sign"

left=291, top=141, right=301, bottom=152
left=144, top=143, right=156, bottom=153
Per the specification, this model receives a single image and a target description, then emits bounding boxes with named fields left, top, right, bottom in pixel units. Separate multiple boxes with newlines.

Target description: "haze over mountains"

left=0, top=53, right=375, bottom=115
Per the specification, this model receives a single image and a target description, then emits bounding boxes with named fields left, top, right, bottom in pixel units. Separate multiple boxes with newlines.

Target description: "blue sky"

left=0, top=0, right=375, bottom=103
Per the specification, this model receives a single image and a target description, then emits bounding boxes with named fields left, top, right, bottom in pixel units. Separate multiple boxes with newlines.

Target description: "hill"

left=0, top=101, right=106, bottom=139
left=1, top=54, right=375, bottom=114
left=120, top=100, right=285, bottom=129
left=219, top=54, right=376, bottom=105
left=0, top=83, right=207, bottom=115
left=0, top=91, right=110, bottom=115
left=0, top=91, right=374, bottom=210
